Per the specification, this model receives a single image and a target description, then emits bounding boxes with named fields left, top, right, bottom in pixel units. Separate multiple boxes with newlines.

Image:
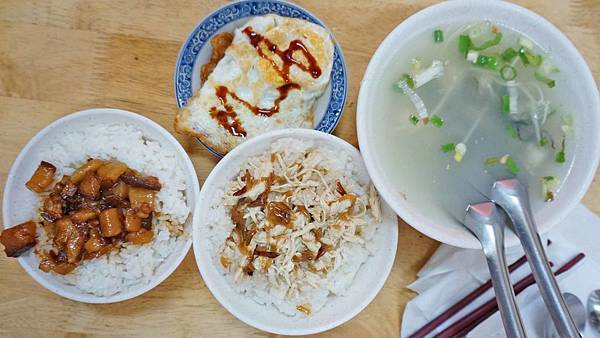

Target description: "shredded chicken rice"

left=211, top=138, right=382, bottom=316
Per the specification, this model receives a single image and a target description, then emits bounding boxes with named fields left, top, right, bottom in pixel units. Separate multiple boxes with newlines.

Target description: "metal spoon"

left=543, top=293, right=586, bottom=338
left=589, top=289, right=600, bottom=332
left=491, top=179, right=581, bottom=337
left=464, top=202, right=526, bottom=338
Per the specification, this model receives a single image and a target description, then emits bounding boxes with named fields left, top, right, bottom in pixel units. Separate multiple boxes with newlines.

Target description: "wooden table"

left=0, top=0, right=597, bottom=336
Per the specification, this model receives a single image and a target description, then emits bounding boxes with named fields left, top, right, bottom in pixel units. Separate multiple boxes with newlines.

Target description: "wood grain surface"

left=0, top=1, right=598, bottom=337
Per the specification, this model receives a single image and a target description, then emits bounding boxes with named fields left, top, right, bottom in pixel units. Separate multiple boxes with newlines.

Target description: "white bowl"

left=2, top=108, right=199, bottom=303
left=192, top=128, right=398, bottom=335
left=357, top=0, right=600, bottom=249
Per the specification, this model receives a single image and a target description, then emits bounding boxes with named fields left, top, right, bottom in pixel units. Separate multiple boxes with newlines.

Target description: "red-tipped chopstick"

left=436, top=253, right=585, bottom=338
left=408, top=240, right=553, bottom=338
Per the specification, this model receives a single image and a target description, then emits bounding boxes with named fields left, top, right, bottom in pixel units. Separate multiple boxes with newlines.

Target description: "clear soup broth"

left=371, top=21, right=574, bottom=219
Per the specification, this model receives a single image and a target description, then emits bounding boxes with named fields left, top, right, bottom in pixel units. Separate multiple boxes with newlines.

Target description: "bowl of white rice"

left=193, top=128, right=398, bottom=335
left=2, top=108, right=199, bottom=303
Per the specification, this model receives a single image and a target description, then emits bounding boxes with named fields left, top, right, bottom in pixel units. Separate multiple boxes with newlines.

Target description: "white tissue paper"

left=401, top=204, right=600, bottom=338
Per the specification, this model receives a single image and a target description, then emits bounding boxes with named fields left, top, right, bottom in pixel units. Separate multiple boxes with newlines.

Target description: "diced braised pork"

left=15, top=157, right=163, bottom=275
left=78, top=172, right=101, bottom=200
left=100, top=181, right=130, bottom=209
left=125, top=228, right=154, bottom=245
left=42, top=192, right=63, bottom=222
left=84, top=227, right=107, bottom=253
left=59, top=177, right=79, bottom=199
left=26, top=161, right=56, bottom=193
left=70, top=159, right=104, bottom=184
left=124, top=209, right=142, bottom=232
left=65, top=226, right=87, bottom=263
left=96, top=161, right=128, bottom=188
left=53, top=217, right=76, bottom=250
left=120, top=171, right=161, bottom=191
left=0, top=221, right=37, bottom=257
left=38, top=251, right=76, bottom=275
left=128, top=187, right=155, bottom=218
left=70, top=208, right=98, bottom=223
left=141, top=215, right=153, bottom=230
left=99, top=208, right=123, bottom=237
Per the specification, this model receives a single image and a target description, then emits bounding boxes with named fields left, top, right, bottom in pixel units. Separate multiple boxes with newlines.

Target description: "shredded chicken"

left=217, top=143, right=382, bottom=315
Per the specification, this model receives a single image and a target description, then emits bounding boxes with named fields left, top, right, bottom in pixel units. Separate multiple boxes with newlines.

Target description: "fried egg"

left=175, top=14, right=334, bottom=154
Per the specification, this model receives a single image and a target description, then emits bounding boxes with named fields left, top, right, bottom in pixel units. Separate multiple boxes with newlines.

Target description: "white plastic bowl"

left=192, top=128, right=398, bottom=335
left=2, top=108, right=199, bottom=303
left=357, top=0, right=600, bottom=249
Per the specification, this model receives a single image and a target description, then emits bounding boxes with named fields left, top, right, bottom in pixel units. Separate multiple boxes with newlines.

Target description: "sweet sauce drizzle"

left=209, top=26, right=322, bottom=136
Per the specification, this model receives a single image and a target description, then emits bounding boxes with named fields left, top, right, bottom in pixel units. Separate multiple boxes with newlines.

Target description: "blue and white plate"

left=173, top=0, right=348, bottom=156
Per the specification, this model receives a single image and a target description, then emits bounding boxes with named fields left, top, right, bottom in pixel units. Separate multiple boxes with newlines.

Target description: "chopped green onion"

left=458, top=35, right=471, bottom=58
left=506, top=125, right=518, bottom=139
left=441, top=143, right=455, bottom=153
left=488, top=154, right=519, bottom=174
left=434, top=29, right=443, bottom=43
left=466, top=50, right=479, bottom=63
left=413, top=60, right=445, bottom=88
left=555, top=136, right=566, bottom=163
left=492, top=154, right=519, bottom=175
left=409, top=114, right=420, bottom=125
left=500, top=65, right=517, bottom=81
left=534, top=72, right=555, bottom=88
left=561, top=114, right=574, bottom=134
left=505, top=156, right=520, bottom=174
left=519, top=37, right=534, bottom=50
left=471, top=32, right=503, bottom=51
left=501, top=47, right=518, bottom=62
left=520, top=38, right=534, bottom=48
left=430, top=114, right=444, bottom=128
left=519, top=48, right=543, bottom=66
left=518, top=48, right=529, bottom=65
left=454, top=143, right=467, bottom=162
left=476, top=55, right=498, bottom=70
left=502, top=95, right=510, bottom=114
left=541, top=176, right=558, bottom=202
left=485, top=157, right=500, bottom=165
left=561, top=114, right=574, bottom=126
left=411, top=57, right=422, bottom=71
left=540, top=59, right=560, bottom=74
left=401, top=73, right=415, bottom=89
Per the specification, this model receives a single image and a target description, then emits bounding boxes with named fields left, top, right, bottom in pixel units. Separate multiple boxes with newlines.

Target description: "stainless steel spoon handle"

left=492, top=179, right=581, bottom=338
left=588, top=289, right=600, bottom=333
left=465, top=202, right=527, bottom=338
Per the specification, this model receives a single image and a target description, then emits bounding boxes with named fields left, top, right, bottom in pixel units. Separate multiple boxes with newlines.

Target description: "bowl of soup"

left=357, top=0, right=600, bottom=248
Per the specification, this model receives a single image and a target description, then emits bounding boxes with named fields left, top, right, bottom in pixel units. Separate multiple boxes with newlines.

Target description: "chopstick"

left=436, top=253, right=586, bottom=338
left=408, top=240, right=552, bottom=338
